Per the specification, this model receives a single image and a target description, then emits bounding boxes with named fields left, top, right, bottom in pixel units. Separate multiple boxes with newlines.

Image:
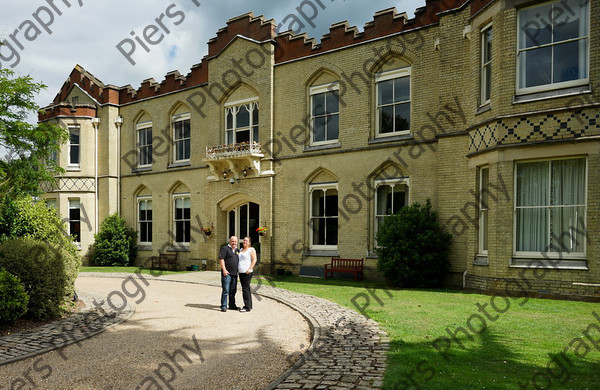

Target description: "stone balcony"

left=204, top=141, right=273, bottom=181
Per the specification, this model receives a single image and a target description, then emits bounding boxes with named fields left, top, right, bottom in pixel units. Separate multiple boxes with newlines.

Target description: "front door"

left=228, top=202, right=260, bottom=250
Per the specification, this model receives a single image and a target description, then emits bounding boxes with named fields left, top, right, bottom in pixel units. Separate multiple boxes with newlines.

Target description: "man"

left=219, top=236, right=240, bottom=312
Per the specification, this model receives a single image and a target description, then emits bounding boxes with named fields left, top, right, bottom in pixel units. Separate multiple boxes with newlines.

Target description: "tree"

left=0, top=67, right=67, bottom=201
left=376, top=199, right=452, bottom=288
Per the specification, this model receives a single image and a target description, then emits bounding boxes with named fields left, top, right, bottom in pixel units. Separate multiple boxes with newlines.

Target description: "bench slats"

left=324, top=257, right=363, bottom=281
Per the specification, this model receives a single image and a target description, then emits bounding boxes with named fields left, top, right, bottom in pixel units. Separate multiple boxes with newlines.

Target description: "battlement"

left=45, top=0, right=487, bottom=114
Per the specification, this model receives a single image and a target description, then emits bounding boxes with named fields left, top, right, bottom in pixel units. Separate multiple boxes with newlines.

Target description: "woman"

left=238, top=236, right=257, bottom=312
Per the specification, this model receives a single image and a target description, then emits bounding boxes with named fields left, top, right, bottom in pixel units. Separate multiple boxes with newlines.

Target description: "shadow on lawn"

left=384, top=328, right=600, bottom=390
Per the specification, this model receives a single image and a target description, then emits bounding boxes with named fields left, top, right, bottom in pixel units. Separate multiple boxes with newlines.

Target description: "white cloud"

left=0, top=0, right=425, bottom=122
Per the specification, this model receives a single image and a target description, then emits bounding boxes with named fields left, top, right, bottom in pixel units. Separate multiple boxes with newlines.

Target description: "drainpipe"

left=463, top=269, right=468, bottom=289
left=91, top=117, right=100, bottom=233
left=114, top=116, right=123, bottom=215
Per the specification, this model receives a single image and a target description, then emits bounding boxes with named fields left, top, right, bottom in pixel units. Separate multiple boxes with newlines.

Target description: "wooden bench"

left=324, top=257, right=364, bottom=281
left=151, top=252, right=178, bottom=271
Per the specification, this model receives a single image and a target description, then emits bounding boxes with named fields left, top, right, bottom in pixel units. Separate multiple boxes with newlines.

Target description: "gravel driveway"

left=0, top=276, right=311, bottom=390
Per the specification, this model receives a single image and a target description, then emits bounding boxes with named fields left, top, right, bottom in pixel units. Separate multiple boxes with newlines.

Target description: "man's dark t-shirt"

left=219, top=245, right=239, bottom=276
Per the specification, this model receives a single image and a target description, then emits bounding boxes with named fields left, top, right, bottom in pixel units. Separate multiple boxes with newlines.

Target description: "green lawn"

left=255, top=276, right=600, bottom=390
left=79, top=266, right=190, bottom=275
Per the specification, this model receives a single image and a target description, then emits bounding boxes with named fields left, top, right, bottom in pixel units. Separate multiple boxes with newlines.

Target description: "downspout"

left=463, top=269, right=468, bottom=289
left=91, top=117, right=100, bottom=233
left=114, top=116, right=123, bottom=215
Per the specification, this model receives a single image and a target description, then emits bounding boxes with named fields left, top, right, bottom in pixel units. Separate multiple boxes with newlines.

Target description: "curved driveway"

left=0, top=275, right=310, bottom=390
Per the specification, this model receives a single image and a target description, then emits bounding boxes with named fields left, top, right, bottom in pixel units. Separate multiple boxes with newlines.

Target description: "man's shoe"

left=239, top=307, right=251, bottom=312
left=221, top=308, right=227, bottom=312
left=229, top=306, right=240, bottom=310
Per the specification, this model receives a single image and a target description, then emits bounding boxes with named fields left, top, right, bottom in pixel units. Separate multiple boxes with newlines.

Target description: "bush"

left=0, top=195, right=79, bottom=258
left=376, top=199, right=452, bottom=288
left=92, top=213, right=137, bottom=266
left=0, top=238, right=80, bottom=320
left=0, top=269, right=30, bottom=323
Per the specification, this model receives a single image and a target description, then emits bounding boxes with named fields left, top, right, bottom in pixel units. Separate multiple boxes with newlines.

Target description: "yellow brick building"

left=40, top=0, right=600, bottom=298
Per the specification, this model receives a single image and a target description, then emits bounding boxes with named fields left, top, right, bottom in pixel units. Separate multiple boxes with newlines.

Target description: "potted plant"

left=201, top=224, right=214, bottom=236
left=256, top=226, right=267, bottom=236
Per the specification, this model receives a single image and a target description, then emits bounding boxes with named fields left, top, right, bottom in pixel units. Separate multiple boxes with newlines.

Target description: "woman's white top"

left=238, top=247, right=255, bottom=273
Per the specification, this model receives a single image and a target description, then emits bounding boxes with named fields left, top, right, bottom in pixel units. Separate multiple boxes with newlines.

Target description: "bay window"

left=515, top=158, right=586, bottom=257
left=517, top=0, right=589, bottom=93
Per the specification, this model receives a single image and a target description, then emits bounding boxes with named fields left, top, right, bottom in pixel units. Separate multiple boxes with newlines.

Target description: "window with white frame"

left=225, top=100, right=259, bottom=144
left=68, top=126, right=80, bottom=166
left=48, top=143, right=58, bottom=165
left=309, top=184, right=338, bottom=249
left=173, top=195, right=190, bottom=244
left=310, top=83, right=339, bottom=144
left=515, top=157, right=586, bottom=257
left=479, top=167, right=489, bottom=255
left=137, top=122, right=153, bottom=167
left=45, top=199, right=57, bottom=210
left=376, top=67, right=411, bottom=135
left=481, top=24, right=492, bottom=104
left=173, top=114, right=190, bottom=162
left=375, top=179, right=408, bottom=243
left=69, top=199, right=81, bottom=243
left=138, top=198, right=152, bottom=244
left=517, top=0, right=589, bottom=93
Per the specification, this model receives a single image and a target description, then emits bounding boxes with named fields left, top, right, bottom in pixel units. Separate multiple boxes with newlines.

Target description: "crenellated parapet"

left=207, top=12, right=276, bottom=57
left=274, top=0, right=475, bottom=63
left=45, top=0, right=492, bottom=111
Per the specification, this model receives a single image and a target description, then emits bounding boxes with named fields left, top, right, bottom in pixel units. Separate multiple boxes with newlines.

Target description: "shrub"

left=92, top=213, right=137, bottom=266
left=0, top=195, right=79, bottom=258
left=376, top=199, right=452, bottom=288
left=0, top=269, right=29, bottom=323
left=0, top=238, right=80, bottom=320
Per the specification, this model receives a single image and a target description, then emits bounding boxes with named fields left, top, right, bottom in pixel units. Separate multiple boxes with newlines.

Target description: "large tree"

left=0, top=67, right=67, bottom=200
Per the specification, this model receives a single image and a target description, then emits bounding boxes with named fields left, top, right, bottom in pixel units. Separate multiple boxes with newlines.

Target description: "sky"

left=0, top=0, right=425, bottom=122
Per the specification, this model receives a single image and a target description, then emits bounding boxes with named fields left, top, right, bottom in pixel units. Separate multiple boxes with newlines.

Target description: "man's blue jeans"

left=221, top=273, right=238, bottom=310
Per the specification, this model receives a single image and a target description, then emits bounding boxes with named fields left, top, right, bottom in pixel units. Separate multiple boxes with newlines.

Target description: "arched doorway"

left=228, top=202, right=260, bottom=251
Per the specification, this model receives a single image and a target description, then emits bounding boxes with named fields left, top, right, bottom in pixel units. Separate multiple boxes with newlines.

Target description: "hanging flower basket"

left=201, top=225, right=214, bottom=236
left=256, top=226, right=267, bottom=236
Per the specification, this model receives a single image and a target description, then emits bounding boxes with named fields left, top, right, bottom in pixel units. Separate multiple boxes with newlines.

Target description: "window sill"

left=510, top=258, right=588, bottom=270
left=304, top=142, right=341, bottom=152
left=303, top=250, right=339, bottom=257
left=66, top=166, right=81, bottom=172
left=137, top=245, right=153, bottom=251
left=133, top=166, right=152, bottom=173
left=167, top=246, right=190, bottom=252
left=167, top=161, right=191, bottom=169
left=473, top=255, right=489, bottom=266
left=475, top=104, right=491, bottom=115
left=513, top=85, right=591, bottom=105
left=369, top=133, right=413, bottom=145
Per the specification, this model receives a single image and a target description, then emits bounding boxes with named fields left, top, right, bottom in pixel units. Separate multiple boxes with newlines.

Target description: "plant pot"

left=204, top=231, right=212, bottom=236
left=258, top=232, right=265, bottom=236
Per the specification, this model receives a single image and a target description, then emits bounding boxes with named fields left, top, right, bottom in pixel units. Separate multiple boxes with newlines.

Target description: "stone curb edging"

left=0, top=291, right=135, bottom=367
